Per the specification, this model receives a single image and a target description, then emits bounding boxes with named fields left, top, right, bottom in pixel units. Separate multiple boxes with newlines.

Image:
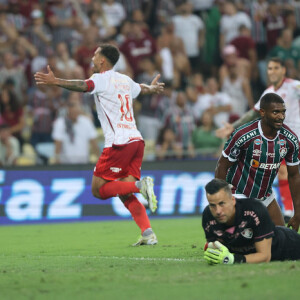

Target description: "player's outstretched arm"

left=140, top=74, right=165, bottom=95
left=34, top=65, right=88, bottom=92
left=215, top=109, right=260, bottom=138
left=287, top=165, right=300, bottom=231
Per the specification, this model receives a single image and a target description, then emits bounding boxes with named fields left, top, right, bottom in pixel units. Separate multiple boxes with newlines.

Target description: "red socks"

left=99, top=181, right=140, bottom=200
left=279, top=179, right=294, bottom=212
left=123, top=195, right=151, bottom=233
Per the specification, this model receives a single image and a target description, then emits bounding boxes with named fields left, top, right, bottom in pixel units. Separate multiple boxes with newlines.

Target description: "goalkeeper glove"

left=204, top=241, right=234, bottom=265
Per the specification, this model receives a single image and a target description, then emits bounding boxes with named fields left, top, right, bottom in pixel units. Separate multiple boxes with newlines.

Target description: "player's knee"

left=92, top=186, right=102, bottom=199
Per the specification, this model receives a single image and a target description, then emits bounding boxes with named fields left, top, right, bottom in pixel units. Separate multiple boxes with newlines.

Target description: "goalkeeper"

left=202, top=179, right=300, bottom=264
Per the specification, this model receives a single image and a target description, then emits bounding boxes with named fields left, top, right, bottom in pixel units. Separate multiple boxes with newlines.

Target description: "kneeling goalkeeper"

left=202, top=179, right=300, bottom=264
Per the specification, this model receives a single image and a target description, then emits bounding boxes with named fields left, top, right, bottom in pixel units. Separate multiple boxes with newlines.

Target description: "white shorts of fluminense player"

left=234, top=189, right=275, bottom=207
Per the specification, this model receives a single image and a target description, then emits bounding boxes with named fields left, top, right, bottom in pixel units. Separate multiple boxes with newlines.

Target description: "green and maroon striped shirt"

left=223, top=120, right=300, bottom=200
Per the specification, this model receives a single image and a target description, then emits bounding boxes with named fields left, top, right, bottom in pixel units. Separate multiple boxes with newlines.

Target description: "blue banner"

left=0, top=170, right=281, bottom=225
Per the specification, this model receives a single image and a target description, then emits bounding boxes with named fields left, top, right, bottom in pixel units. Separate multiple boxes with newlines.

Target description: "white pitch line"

left=98, top=256, right=202, bottom=262
left=10, top=255, right=202, bottom=262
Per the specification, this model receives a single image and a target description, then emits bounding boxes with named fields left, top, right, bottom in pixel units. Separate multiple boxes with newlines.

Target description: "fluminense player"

left=216, top=57, right=300, bottom=221
left=215, top=93, right=300, bottom=231
left=34, top=44, right=165, bottom=246
left=202, top=179, right=300, bottom=265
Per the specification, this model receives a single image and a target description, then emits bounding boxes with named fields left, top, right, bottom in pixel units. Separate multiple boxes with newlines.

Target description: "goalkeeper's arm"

left=243, top=238, right=272, bottom=264
left=204, top=239, right=272, bottom=264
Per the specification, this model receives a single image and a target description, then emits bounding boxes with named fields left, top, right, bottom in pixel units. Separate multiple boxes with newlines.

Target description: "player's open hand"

left=215, top=122, right=234, bottom=139
left=287, top=214, right=300, bottom=232
left=34, top=65, right=57, bottom=86
left=151, top=74, right=165, bottom=94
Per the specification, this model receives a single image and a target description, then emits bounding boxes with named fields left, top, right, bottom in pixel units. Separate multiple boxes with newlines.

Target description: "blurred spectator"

left=0, top=9, right=18, bottom=52
left=162, top=91, right=196, bottom=159
left=46, top=0, right=82, bottom=51
left=102, top=0, right=126, bottom=29
left=219, top=0, right=251, bottom=50
left=201, top=3, right=222, bottom=77
left=220, top=1, right=251, bottom=51
left=192, top=110, right=223, bottom=157
left=155, top=126, right=181, bottom=160
left=284, top=9, right=299, bottom=38
left=172, top=1, right=205, bottom=72
left=268, top=28, right=300, bottom=78
left=0, top=52, right=28, bottom=103
left=221, top=64, right=254, bottom=119
left=74, top=28, right=98, bottom=78
left=156, top=20, right=187, bottom=85
left=6, top=0, right=28, bottom=34
left=119, top=0, right=152, bottom=23
left=26, top=9, right=53, bottom=58
left=14, top=36, right=38, bottom=89
left=150, top=0, right=176, bottom=36
left=0, top=85, right=24, bottom=144
left=120, top=19, right=157, bottom=78
left=136, top=57, right=161, bottom=142
left=247, top=0, right=268, bottom=60
left=27, top=85, right=57, bottom=148
left=0, top=122, right=20, bottom=166
left=168, top=37, right=191, bottom=89
left=264, top=1, right=285, bottom=50
left=219, top=44, right=251, bottom=83
left=52, top=93, right=99, bottom=164
left=56, top=42, right=78, bottom=79
left=152, top=80, right=177, bottom=122
left=193, top=77, right=232, bottom=128
left=87, top=1, right=117, bottom=41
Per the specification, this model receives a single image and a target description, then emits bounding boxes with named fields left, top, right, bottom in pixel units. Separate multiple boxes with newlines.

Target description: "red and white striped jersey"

left=87, top=70, right=143, bottom=147
left=254, top=78, right=300, bottom=138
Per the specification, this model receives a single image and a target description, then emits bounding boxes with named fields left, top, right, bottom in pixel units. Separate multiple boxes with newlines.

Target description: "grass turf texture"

left=0, top=217, right=299, bottom=300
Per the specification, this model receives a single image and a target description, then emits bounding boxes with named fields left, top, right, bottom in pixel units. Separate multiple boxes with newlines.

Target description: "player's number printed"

left=118, top=94, right=133, bottom=122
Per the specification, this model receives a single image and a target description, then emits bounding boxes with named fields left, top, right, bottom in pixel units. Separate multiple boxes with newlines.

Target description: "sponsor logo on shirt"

left=110, top=167, right=122, bottom=173
left=253, top=149, right=262, bottom=157
left=266, top=152, right=275, bottom=158
left=254, top=138, right=263, bottom=145
left=250, top=159, right=281, bottom=170
left=277, top=139, right=286, bottom=146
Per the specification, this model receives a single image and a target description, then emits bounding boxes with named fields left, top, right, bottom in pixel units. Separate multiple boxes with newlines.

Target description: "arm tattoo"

left=57, top=79, right=88, bottom=92
left=232, top=110, right=260, bottom=129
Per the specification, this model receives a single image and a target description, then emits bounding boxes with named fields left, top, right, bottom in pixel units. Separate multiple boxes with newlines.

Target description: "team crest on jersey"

left=241, top=228, right=253, bottom=239
left=250, top=159, right=260, bottom=169
left=279, top=147, right=287, bottom=158
left=254, top=138, right=263, bottom=145
left=253, top=149, right=262, bottom=157
left=230, top=146, right=240, bottom=158
left=277, top=139, right=286, bottom=146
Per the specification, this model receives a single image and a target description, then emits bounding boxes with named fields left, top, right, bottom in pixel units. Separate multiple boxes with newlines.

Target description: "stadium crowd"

left=1, top=0, right=300, bottom=166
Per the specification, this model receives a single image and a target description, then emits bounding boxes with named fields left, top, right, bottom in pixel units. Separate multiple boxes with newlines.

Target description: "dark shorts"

left=93, top=140, right=144, bottom=181
left=271, top=226, right=300, bottom=261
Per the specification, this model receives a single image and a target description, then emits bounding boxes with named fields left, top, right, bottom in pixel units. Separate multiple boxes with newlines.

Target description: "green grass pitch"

left=0, top=217, right=299, bottom=300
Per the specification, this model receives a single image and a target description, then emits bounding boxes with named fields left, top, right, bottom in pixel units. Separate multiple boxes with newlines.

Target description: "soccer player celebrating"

left=34, top=44, right=165, bottom=246
left=215, top=93, right=300, bottom=231
left=202, top=179, right=300, bottom=264
left=216, top=57, right=300, bottom=221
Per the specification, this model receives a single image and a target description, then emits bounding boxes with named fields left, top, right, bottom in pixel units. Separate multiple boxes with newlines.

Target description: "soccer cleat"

left=132, top=232, right=158, bottom=246
left=140, top=176, right=157, bottom=213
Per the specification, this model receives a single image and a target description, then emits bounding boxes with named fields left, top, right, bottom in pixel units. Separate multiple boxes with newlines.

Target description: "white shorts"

left=234, top=190, right=275, bottom=207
